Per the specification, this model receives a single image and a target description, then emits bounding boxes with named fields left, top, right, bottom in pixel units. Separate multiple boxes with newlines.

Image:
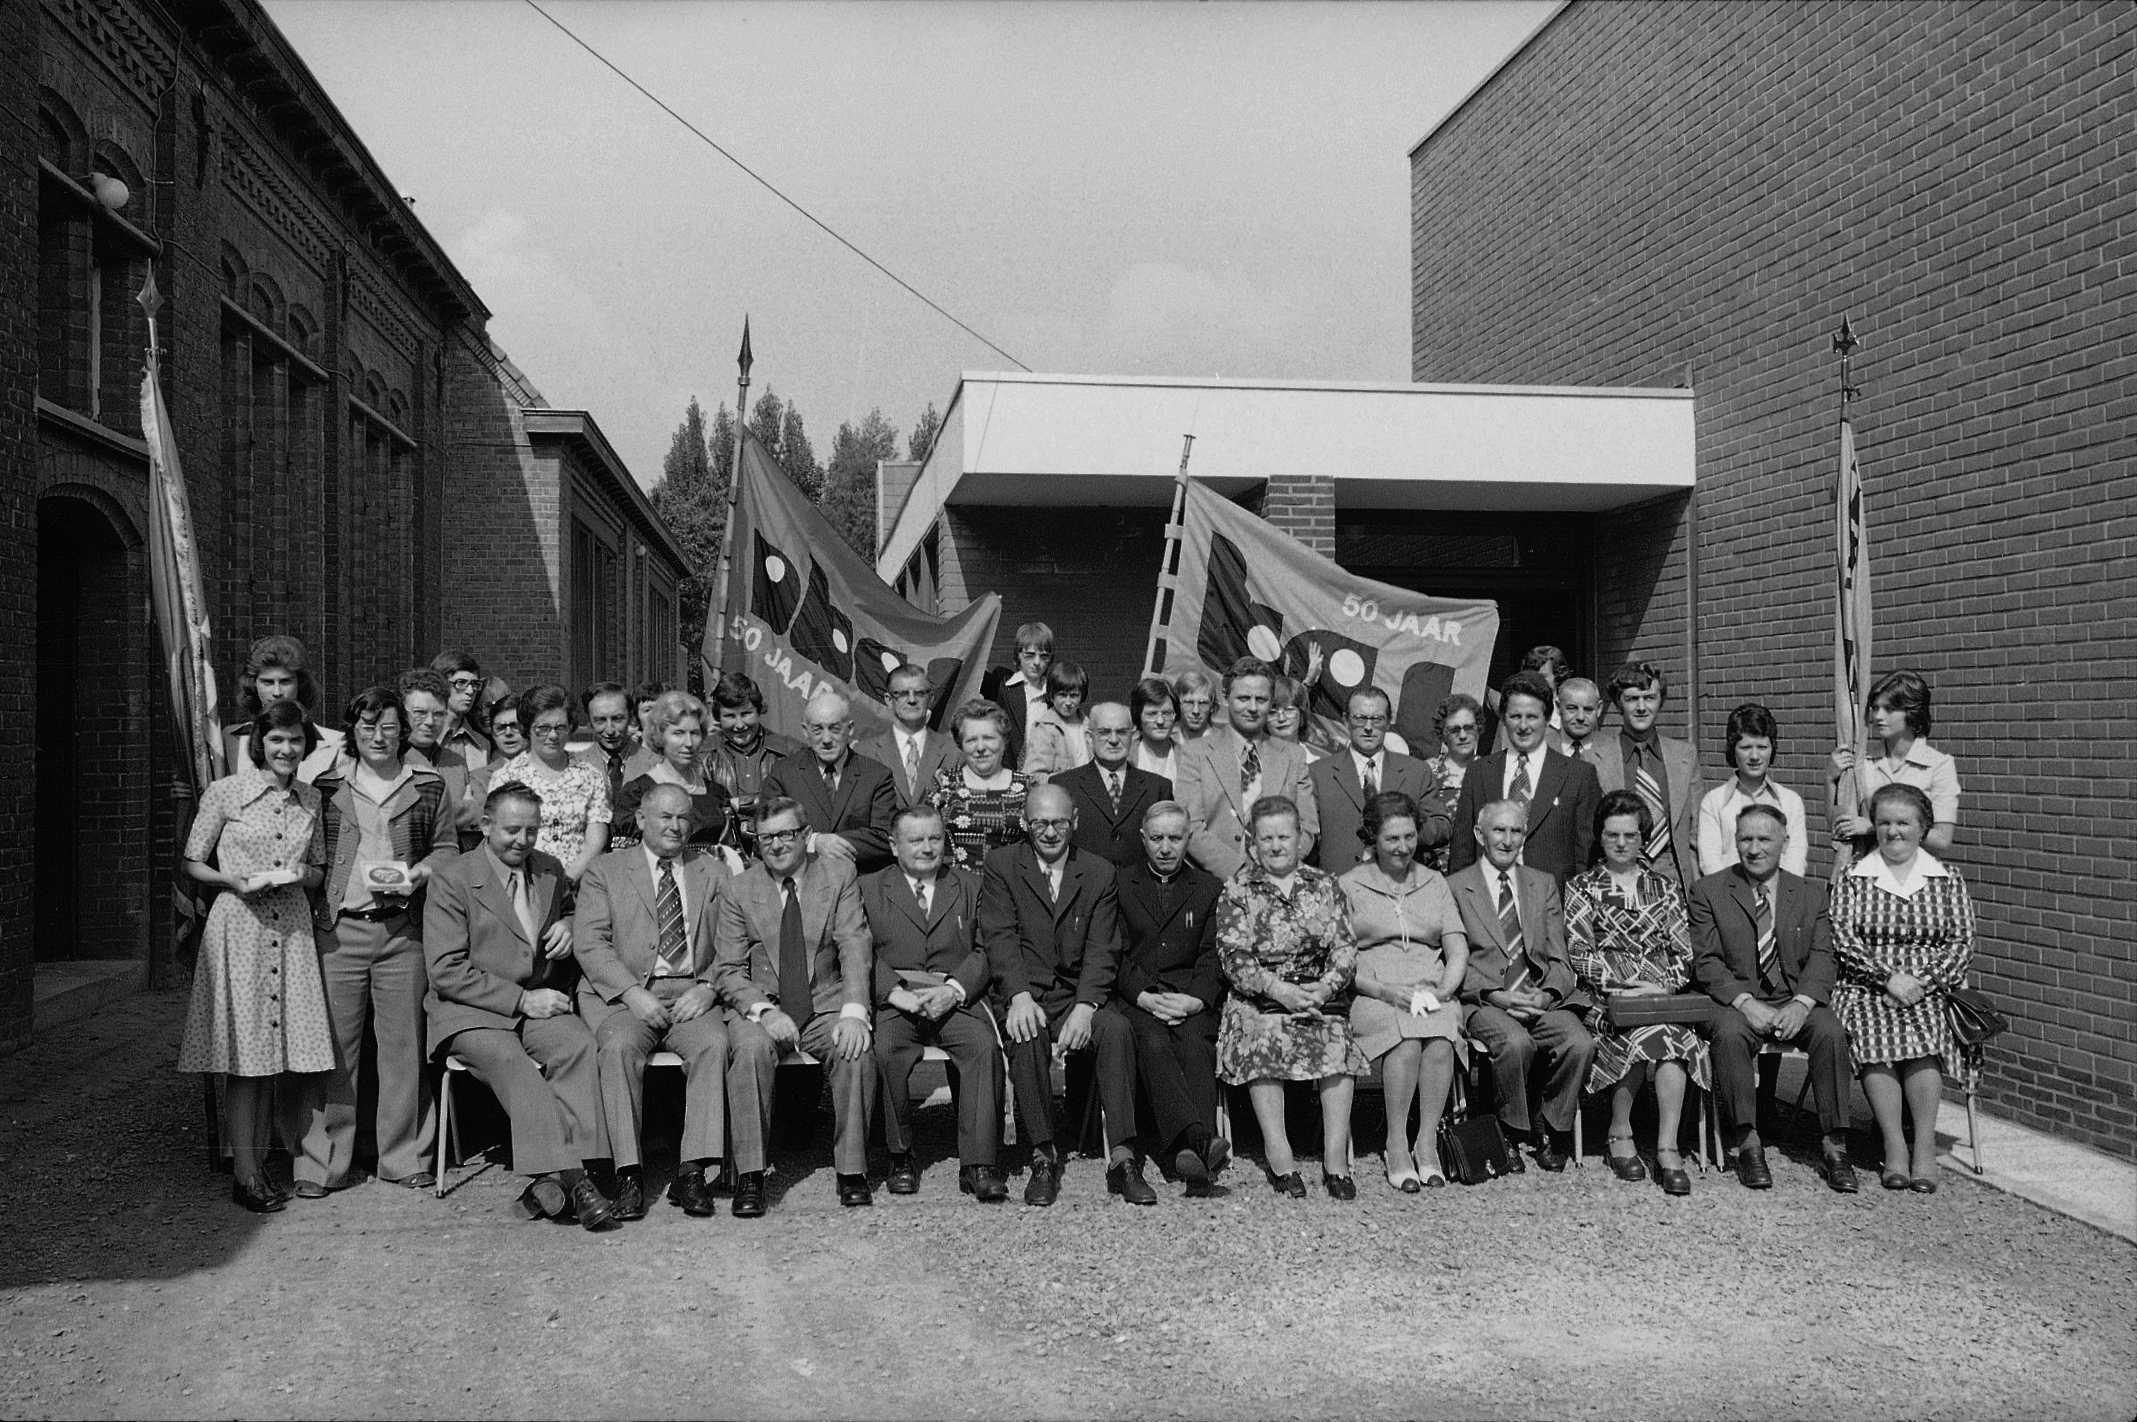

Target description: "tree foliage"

left=908, top=401, right=942, bottom=462
left=648, top=395, right=729, bottom=671
left=822, top=408, right=900, bottom=559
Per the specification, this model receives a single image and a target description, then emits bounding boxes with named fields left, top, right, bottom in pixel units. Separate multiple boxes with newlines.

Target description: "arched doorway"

left=35, top=494, right=136, bottom=962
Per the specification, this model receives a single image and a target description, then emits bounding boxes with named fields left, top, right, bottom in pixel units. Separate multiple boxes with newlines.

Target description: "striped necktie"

left=1753, top=881, right=1780, bottom=995
left=904, top=737, right=922, bottom=796
left=1631, top=744, right=1670, bottom=863
left=654, top=857, right=687, bottom=974
left=1240, top=739, right=1261, bottom=798
left=1360, top=755, right=1378, bottom=799
left=1498, top=870, right=1534, bottom=994
left=1508, top=753, right=1533, bottom=806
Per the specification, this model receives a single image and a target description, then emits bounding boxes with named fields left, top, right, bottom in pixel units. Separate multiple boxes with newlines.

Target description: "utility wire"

left=521, top=0, right=1032, bottom=372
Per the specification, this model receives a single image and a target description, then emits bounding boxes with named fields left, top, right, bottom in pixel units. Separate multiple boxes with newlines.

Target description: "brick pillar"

left=1262, top=473, right=1335, bottom=556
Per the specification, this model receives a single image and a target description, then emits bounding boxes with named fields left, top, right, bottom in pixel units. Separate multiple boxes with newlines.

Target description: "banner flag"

left=1833, top=416, right=1872, bottom=822
left=1148, top=479, right=1499, bottom=757
left=142, top=304, right=227, bottom=960
left=706, top=430, right=1001, bottom=741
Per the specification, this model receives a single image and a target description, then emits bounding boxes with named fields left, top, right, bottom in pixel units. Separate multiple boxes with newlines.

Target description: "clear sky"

left=263, top=0, right=1556, bottom=488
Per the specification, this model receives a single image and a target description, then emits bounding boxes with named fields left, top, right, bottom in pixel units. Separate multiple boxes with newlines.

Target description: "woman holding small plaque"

left=294, top=686, right=459, bottom=1196
left=178, top=700, right=331, bottom=1213
left=1566, top=789, right=1708, bottom=1196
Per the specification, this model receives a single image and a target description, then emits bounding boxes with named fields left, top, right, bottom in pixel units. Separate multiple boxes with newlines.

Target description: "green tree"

left=649, top=395, right=728, bottom=673
left=908, top=401, right=942, bottom=462
left=822, top=408, right=900, bottom=559
left=745, top=388, right=823, bottom=500
left=710, top=401, right=736, bottom=487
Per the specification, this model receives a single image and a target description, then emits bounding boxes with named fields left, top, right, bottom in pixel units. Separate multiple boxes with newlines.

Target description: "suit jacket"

left=1688, top=865, right=1836, bottom=1006
left=1594, top=732, right=1704, bottom=882
left=1173, top=726, right=1319, bottom=879
left=571, top=845, right=729, bottom=1004
left=977, top=842, right=1122, bottom=1017
left=1446, top=748, right=1601, bottom=883
left=1446, top=860, right=1581, bottom=1009
left=1054, top=762, right=1172, bottom=869
left=855, top=728, right=963, bottom=810
left=422, top=846, right=573, bottom=1054
left=858, top=863, right=988, bottom=1006
left=761, top=749, right=899, bottom=873
left=711, top=856, right=872, bottom=1019
left=1112, top=859, right=1224, bottom=1008
left=1308, top=748, right=1433, bottom=872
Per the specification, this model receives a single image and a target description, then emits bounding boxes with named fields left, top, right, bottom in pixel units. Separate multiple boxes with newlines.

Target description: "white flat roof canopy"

left=878, top=372, right=1695, bottom=580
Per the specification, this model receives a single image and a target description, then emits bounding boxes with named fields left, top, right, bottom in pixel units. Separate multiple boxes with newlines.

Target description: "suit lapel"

left=624, top=847, right=658, bottom=917
left=1331, top=754, right=1364, bottom=812
left=1456, top=874, right=1505, bottom=953
left=473, top=860, right=531, bottom=947
left=1527, top=753, right=1567, bottom=829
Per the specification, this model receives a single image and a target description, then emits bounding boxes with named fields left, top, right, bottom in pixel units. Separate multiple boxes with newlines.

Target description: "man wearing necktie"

left=423, top=784, right=616, bottom=1229
left=860, top=804, right=1006, bottom=1201
left=1446, top=798, right=1595, bottom=1172
left=712, top=797, right=877, bottom=1214
left=1309, top=688, right=1432, bottom=872
left=856, top=664, right=964, bottom=811
left=1174, top=657, right=1318, bottom=880
left=1053, top=702, right=1172, bottom=869
left=762, top=689, right=899, bottom=874
left=1549, top=677, right=1609, bottom=771
left=1448, top=672, right=1600, bottom=884
left=977, top=783, right=1127, bottom=1206
left=572, top=784, right=735, bottom=1221
left=1592, top=662, right=1704, bottom=885
left=1689, top=804, right=1858, bottom=1193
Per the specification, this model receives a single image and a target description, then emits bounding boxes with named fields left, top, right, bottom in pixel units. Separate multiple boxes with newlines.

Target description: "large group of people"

left=179, top=624, right=1973, bottom=1225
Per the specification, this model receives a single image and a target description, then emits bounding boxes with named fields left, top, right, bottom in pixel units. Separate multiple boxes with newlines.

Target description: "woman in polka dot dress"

left=178, top=701, right=334, bottom=1213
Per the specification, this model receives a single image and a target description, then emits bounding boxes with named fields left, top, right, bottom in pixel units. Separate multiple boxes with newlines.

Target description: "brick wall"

left=1264, top=473, right=1335, bottom=556
left=1411, top=0, right=2137, bottom=1155
left=0, top=0, right=38, bottom=1049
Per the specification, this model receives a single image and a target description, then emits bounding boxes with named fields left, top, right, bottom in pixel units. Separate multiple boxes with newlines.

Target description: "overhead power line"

left=521, top=0, right=1032, bottom=372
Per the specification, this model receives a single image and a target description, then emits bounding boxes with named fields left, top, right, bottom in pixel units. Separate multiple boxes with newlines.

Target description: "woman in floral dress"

left=489, top=683, right=610, bottom=883
left=1418, top=693, right=1481, bottom=873
left=1831, top=782, right=1976, bottom=1192
left=178, top=700, right=333, bottom=1213
left=926, top=698, right=1030, bottom=871
left=1567, top=789, right=1709, bottom=1196
left=1217, top=795, right=1366, bottom=1200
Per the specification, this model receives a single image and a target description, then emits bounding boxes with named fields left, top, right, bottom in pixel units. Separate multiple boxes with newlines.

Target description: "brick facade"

left=1411, top=0, right=2136, bottom=1154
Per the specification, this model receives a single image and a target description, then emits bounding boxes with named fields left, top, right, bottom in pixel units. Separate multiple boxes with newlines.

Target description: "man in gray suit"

left=424, top=784, right=616, bottom=1228
left=855, top=663, right=962, bottom=810
left=713, top=796, right=877, bottom=1215
left=573, top=784, right=733, bottom=1221
left=1173, top=656, right=1318, bottom=879
left=1593, top=661, right=1704, bottom=885
left=1309, top=687, right=1431, bottom=872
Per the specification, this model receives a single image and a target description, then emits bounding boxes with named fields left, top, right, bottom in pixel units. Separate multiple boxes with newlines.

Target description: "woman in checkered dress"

left=1830, top=782, right=1975, bottom=1193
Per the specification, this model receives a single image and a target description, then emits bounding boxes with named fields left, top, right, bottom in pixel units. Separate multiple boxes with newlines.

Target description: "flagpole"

left=706, top=317, right=753, bottom=683
left=1831, top=314, right=1869, bottom=867
left=1140, top=433, right=1195, bottom=676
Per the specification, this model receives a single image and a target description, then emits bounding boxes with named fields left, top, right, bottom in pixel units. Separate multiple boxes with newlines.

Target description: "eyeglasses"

left=757, top=828, right=805, bottom=848
left=1443, top=723, right=1479, bottom=736
left=448, top=676, right=482, bottom=690
left=530, top=722, right=570, bottom=739
left=891, top=689, right=930, bottom=701
left=1026, top=817, right=1073, bottom=832
left=1348, top=714, right=1390, bottom=727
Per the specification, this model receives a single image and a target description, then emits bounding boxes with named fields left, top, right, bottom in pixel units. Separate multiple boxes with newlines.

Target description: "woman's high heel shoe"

left=232, top=1177, right=286, bottom=1214
left=1264, top=1166, right=1307, bottom=1198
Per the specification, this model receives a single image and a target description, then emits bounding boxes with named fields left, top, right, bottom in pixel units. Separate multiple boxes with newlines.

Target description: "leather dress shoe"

left=1655, top=1155, right=1692, bottom=1197
left=567, top=1174, right=618, bottom=1231
left=1533, top=1135, right=1571, bottom=1173
left=1607, top=1149, right=1648, bottom=1183
left=1823, top=1153, right=1860, bottom=1195
left=1322, top=1172, right=1358, bottom=1201
left=1024, top=1153, right=1062, bottom=1207
left=669, top=1167, right=717, bottom=1217
left=610, top=1172, right=647, bottom=1222
left=959, top=1164, right=1008, bottom=1202
left=231, top=1177, right=286, bottom=1214
left=731, top=1171, right=769, bottom=1218
left=886, top=1152, right=922, bottom=1195
left=380, top=1171, right=436, bottom=1190
left=837, top=1172, right=874, bottom=1207
left=1107, top=1159, right=1158, bottom=1205
left=1734, top=1145, right=1774, bottom=1190
left=1908, top=1175, right=1939, bottom=1194
left=293, top=1181, right=330, bottom=1200
left=1175, top=1134, right=1232, bottom=1196
left=1264, top=1166, right=1307, bottom=1198
left=515, top=1176, right=568, bottom=1220
left=1878, top=1167, right=1910, bottom=1191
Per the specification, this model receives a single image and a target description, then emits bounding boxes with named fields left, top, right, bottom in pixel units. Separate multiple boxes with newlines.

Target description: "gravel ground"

left=2, top=989, right=2132, bottom=1420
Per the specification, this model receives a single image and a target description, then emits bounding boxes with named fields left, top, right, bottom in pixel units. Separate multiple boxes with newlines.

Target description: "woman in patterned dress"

left=927, top=698, right=1032, bottom=872
left=1831, top=782, right=1975, bottom=1193
left=1419, top=694, right=1481, bottom=873
left=1567, top=789, right=1709, bottom=1196
left=1217, top=795, right=1367, bottom=1200
left=490, top=683, right=610, bottom=883
left=611, top=690, right=731, bottom=851
left=1341, top=792, right=1470, bottom=1192
left=178, top=700, right=334, bottom=1213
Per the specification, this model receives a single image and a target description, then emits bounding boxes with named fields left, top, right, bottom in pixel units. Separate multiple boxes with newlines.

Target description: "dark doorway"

left=36, top=496, right=130, bottom=962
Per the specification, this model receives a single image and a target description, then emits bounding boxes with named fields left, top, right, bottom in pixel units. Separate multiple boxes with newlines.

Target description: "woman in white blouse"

left=1697, top=703, right=1808, bottom=876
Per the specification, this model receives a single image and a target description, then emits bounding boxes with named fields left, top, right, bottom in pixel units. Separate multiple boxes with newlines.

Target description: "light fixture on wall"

left=87, top=171, right=130, bottom=212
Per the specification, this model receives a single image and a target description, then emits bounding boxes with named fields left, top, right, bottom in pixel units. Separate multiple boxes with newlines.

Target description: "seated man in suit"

left=1447, top=798, right=1596, bottom=1172
left=712, top=796, right=876, bottom=1214
left=977, top=782, right=1126, bottom=1207
left=424, top=783, right=616, bottom=1228
left=1175, top=656, right=1318, bottom=880
left=984, top=621, right=1055, bottom=767
left=1689, top=804, right=1858, bottom=1193
left=1099, top=800, right=1231, bottom=1201
left=762, top=689, right=898, bottom=874
left=861, top=804, right=1006, bottom=1202
left=1310, top=687, right=1431, bottom=872
left=1054, top=701, right=1171, bottom=869
left=1549, top=676, right=1610, bottom=774
left=572, top=783, right=733, bottom=1221
left=856, top=663, right=962, bottom=811
left=1448, top=672, right=1600, bottom=884
left=1593, top=660, right=1704, bottom=885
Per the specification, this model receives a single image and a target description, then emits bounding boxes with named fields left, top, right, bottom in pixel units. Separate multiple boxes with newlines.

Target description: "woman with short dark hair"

left=705, top=671, right=801, bottom=858
left=1698, top=702, right=1809, bottom=876
left=1129, top=676, right=1181, bottom=782
left=225, top=634, right=340, bottom=781
left=179, top=700, right=331, bottom=1212
left=928, top=697, right=1031, bottom=871
left=1831, top=670, right=1959, bottom=862
left=490, top=684, right=610, bottom=883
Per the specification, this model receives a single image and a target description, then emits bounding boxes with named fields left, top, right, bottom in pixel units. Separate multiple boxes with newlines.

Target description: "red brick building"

left=1410, top=0, right=2133, bottom=1155
left=3, top=0, right=686, bottom=1050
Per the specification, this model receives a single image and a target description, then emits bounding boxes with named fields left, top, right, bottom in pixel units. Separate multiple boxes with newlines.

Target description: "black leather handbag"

left=1436, top=1114, right=1512, bottom=1185
left=1946, top=986, right=2010, bottom=1049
